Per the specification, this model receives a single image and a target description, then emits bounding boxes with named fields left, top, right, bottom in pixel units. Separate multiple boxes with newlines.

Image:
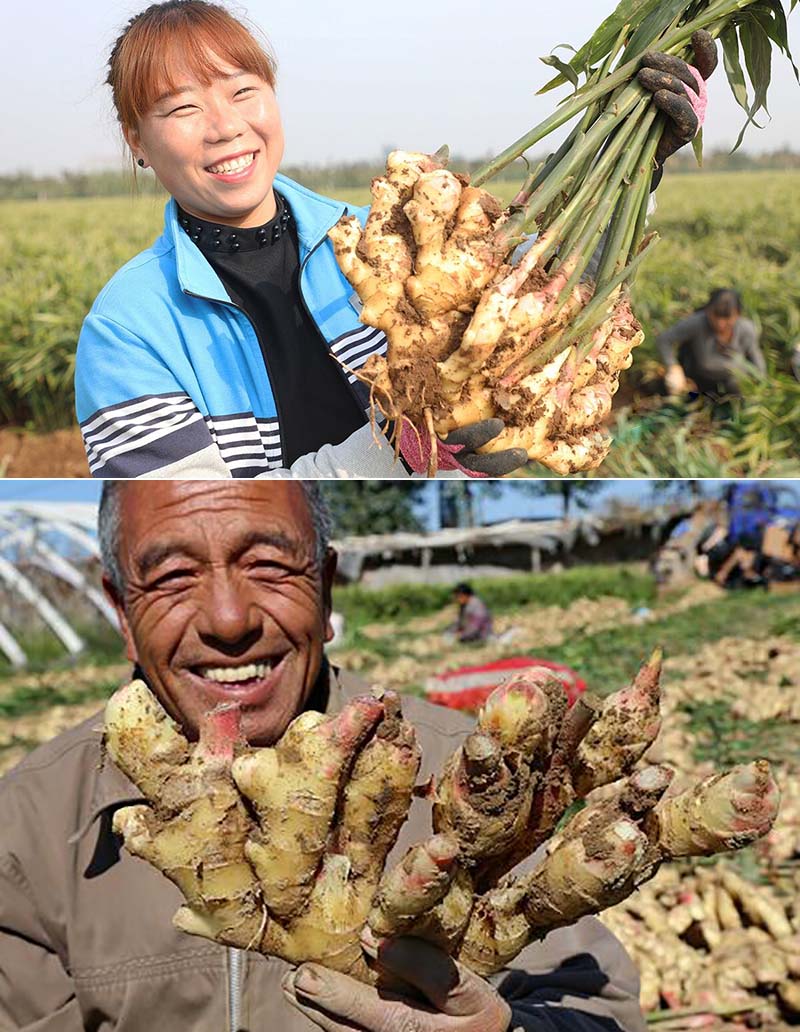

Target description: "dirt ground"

left=0, top=381, right=660, bottom=476
left=333, top=581, right=725, bottom=690
left=0, top=427, right=89, bottom=477
left=0, top=384, right=662, bottom=477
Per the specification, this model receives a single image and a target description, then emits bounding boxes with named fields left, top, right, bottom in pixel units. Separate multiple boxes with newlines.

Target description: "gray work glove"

left=440, top=419, right=529, bottom=477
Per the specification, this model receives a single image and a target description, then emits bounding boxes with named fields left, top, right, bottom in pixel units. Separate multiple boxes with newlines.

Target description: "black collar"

left=177, top=193, right=292, bottom=254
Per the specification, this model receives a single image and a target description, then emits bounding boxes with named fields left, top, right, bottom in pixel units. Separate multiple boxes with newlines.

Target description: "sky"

left=2, top=481, right=799, bottom=528
left=4, top=0, right=799, bottom=177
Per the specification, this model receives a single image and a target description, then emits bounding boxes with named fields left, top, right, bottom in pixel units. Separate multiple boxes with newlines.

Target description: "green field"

left=2, top=170, right=799, bottom=475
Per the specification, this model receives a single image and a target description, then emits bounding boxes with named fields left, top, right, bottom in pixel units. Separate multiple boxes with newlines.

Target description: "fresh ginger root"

left=107, top=684, right=421, bottom=981
left=105, top=681, right=266, bottom=948
left=105, top=654, right=780, bottom=985
left=328, top=150, right=644, bottom=475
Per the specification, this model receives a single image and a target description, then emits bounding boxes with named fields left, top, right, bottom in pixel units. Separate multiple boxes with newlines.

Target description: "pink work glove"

left=399, top=417, right=528, bottom=478
left=638, top=29, right=718, bottom=177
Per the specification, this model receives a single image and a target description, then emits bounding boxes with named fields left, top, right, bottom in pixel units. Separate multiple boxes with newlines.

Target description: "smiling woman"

left=110, top=5, right=283, bottom=227
left=73, top=0, right=527, bottom=480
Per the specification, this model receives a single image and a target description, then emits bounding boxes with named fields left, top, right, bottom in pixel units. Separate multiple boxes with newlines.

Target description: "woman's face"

left=707, top=309, right=739, bottom=342
left=127, top=57, right=285, bottom=228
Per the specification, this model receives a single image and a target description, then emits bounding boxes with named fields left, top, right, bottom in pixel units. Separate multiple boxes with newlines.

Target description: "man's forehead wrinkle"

left=129, top=525, right=310, bottom=580
left=118, top=483, right=315, bottom=572
left=141, top=483, right=306, bottom=516
left=234, top=529, right=310, bottom=563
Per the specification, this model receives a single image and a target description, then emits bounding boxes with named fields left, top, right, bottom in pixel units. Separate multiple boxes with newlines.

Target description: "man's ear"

left=321, top=548, right=337, bottom=643
left=102, top=574, right=139, bottom=665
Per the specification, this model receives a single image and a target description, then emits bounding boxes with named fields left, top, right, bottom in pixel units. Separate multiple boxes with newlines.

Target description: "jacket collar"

left=165, top=173, right=348, bottom=302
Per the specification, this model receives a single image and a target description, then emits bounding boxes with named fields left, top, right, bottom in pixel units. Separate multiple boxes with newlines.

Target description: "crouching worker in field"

left=0, top=481, right=648, bottom=1032
left=447, top=582, right=495, bottom=644
left=74, top=0, right=716, bottom=480
left=658, top=289, right=766, bottom=401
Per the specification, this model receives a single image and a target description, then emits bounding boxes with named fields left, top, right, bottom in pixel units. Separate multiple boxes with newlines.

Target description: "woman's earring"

left=137, top=158, right=145, bottom=168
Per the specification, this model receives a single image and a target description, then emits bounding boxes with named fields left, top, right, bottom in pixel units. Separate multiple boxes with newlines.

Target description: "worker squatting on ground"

left=448, top=582, right=495, bottom=643
left=0, top=481, right=648, bottom=1032
left=658, top=289, right=766, bottom=400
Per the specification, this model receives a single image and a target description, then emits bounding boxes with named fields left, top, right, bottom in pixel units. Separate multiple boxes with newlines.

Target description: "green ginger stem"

left=473, top=0, right=748, bottom=187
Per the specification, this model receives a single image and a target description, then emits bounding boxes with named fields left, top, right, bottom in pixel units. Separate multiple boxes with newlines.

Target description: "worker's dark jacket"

left=458, top=595, right=494, bottom=642
left=0, top=667, right=646, bottom=1032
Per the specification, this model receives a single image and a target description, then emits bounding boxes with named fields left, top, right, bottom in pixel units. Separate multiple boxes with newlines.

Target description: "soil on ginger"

left=0, top=427, right=88, bottom=477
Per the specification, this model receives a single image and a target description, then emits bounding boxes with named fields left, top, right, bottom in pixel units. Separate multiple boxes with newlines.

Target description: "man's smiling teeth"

left=207, top=152, right=255, bottom=174
left=201, top=662, right=271, bottom=683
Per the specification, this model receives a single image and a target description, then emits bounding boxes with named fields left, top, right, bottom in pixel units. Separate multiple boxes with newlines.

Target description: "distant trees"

left=317, top=481, right=611, bottom=537
left=5, top=149, right=798, bottom=201
left=319, top=483, right=427, bottom=537
left=526, top=482, right=605, bottom=519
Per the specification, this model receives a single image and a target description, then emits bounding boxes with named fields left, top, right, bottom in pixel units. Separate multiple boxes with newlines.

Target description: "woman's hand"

left=400, top=417, right=529, bottom=478
left=664, top=364, right=688, bottom=395
left=638, top=29, right=719, bottom=186
left=282, top=934, right=512, bottom=1032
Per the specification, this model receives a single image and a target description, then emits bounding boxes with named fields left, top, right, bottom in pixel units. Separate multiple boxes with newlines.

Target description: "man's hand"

left=282, top=933, right=512, bottom=1032
left=400, top=417, right=529, bottom=477
left=638, top=30, right=719, bottom=185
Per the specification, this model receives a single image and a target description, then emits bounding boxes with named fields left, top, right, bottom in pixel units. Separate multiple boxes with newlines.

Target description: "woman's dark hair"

left=705, top=289, right=743, bottom=318
left=453, top=583, right=474, bottom=596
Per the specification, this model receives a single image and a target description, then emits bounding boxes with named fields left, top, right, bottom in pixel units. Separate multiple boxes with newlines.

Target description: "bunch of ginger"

left=329, top=151, right=644, bottom=475
left=104, top=651, right=780, bottom=984
left=586, top=634, right=800, bottom=1024
left=602, top=862, right=800, bottom=1023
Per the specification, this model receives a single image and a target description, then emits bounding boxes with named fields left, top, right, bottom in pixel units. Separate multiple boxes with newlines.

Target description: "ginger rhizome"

left=105, top=651, right=780, bottom=985
left=329, top=148, right=645, bottom=476
left=327, top=0, right=793, bottom=476
left=106, top=684, right=421, bottom=981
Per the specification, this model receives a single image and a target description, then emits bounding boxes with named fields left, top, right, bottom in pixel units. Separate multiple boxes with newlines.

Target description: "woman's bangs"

left=133, top=15, right=275, bottom=121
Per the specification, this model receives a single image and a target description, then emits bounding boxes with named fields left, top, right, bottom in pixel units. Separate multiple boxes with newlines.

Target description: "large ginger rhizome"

left=328, top=151, right=643, bottom=476
left=104, top=653, right=779, bottom=983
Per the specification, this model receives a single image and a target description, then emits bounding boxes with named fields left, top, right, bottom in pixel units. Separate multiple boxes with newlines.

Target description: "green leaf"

left=539, top=46, right=581, bottom=90
left=691, top=126, right=704, bottom=166
left=751, top=1, right=800, bottom=82
left=621, top=0, right=693, bottom=61
left=537, top=0, right=663, bottom=93
left=741, top=16, right=773, bottom=116
left=720, top=24, right=751, bottom=113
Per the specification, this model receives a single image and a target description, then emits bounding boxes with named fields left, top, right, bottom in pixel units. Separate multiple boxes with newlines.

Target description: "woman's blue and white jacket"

left=75, top=174, right=401, bottom=478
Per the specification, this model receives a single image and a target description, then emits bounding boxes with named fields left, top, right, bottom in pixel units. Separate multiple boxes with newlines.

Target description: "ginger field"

left=1, top=170, right=799, bottom=476
left=1, top=566, right=799, bottom=1024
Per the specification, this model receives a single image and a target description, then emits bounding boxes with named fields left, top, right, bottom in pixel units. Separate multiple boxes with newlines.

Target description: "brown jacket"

left=0, top=667, right=646, bottom=1032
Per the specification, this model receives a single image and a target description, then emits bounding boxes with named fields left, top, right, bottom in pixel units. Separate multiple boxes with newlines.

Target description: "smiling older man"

left=0, top=481, right=646, bottom=1032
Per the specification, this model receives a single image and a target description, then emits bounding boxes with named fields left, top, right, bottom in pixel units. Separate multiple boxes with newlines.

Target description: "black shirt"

left=177, top=195, right=366, bottom=466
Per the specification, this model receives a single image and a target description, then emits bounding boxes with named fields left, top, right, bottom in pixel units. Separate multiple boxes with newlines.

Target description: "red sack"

left=425, top=656, right=587, bottom=712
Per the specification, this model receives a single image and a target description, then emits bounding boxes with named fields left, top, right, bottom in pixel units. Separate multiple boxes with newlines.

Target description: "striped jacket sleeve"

left=75, top=314, right=231, bottom=479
